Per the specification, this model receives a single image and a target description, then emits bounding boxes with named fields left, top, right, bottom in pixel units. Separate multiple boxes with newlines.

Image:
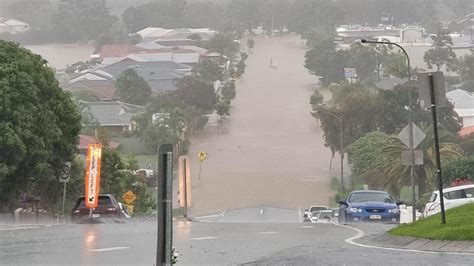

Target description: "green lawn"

left=389, top=203, right=474, bottom=241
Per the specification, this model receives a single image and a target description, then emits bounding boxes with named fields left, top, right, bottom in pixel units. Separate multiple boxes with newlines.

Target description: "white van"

left=424, top=184, right=474, bottom=217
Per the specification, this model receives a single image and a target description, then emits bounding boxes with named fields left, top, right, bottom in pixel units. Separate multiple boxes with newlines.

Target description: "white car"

left=303, top=206, right=329, bottom=222
left=424, top=184, right=474, bottom=217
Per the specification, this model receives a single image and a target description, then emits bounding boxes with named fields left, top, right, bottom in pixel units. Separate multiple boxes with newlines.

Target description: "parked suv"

left=424, top=184, right=474, bottom=217
left=71, top=194, right=125, bottom=222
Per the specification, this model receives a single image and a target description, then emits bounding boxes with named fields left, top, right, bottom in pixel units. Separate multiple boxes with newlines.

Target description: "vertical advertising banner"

left=84, top=144, right=102, bottom=208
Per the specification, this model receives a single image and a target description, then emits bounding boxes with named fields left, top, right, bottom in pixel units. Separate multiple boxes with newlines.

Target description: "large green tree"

left=122, top=0, right=187, bottom=32
left=443, top=156, right=474, bottom=186
left=174, top=76, right=217, bottom=113
left=51, top=0, right=118, bottom=42
left=115, top=69, right=152, bottom=106
left=304, top=39, right=350, bottom=85
left=0, top=41, right=82, bottom=211
left=204, top=33, right=240, bottom=59
left=423, top=30, right=457, bottom=72
left=192, top=59, right=223, bottom=82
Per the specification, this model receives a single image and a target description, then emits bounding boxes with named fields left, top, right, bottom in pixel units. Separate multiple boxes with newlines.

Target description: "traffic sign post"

left=122, top=190, right=137, bottom=205
left=178, top=156, right=191, bottom=217
left=198, top=151, right=206, bottom=180
left=58, top=162, right=71, bottom=217
left=84, top=144, right=103, bottom=217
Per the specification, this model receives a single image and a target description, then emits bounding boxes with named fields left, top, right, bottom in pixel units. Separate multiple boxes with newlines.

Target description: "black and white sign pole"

left=59, top=162, right=71, bottom=217
left=428, top=74, right=446, bottom=224
left=157, top=144, right=173, bottom=266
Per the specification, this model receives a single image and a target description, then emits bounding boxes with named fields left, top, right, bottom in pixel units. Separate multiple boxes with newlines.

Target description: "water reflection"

left=174, top=219, right=192, bottom=239
left=82, top=225, right=99, bottom=265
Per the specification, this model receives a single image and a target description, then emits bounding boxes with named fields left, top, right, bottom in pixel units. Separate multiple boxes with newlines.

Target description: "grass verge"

left=389, top=203, right=474, bottom=241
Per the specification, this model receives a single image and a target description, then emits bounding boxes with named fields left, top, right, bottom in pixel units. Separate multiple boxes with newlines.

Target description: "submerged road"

left=188, top=36, right=337, bottom=216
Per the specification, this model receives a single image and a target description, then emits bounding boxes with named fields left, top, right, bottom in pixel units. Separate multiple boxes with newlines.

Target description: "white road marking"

left=260, top=209, right=263, bottom=215
left=194, top=211, right=226, bottom=220
left=301, top=225, right=314, bottom=229
left=333, top=222, right=474, bottom=256
left=0, top=226, right=40, bottom=231
left=191, top=236, right=218, bottom=241
left=89, top=247, right=130, bottom=252
left=298, top=208, right=302, bottom=222
left=257, top=231, right=279, bottom=235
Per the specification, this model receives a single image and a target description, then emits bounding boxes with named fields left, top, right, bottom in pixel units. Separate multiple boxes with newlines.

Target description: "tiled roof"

left=81, top=101, right=145, bottom=126
left=78, top=135, right=119, bottom=150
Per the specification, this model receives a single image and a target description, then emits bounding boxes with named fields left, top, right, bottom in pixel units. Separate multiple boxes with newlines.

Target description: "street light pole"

left=361, top=39, right=416, bottom=222
left=317, top=110, right=344, bottom=193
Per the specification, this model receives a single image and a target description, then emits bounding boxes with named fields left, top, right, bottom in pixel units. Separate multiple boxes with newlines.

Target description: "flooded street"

left=24, top=43, right=94, bottom=70
left=188, top=36, right=336, bottom=215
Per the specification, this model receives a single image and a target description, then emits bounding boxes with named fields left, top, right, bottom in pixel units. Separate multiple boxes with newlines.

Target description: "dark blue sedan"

left=338, top=190, right=401, bottom=223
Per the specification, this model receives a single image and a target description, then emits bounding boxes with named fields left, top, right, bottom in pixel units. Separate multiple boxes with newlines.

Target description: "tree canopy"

left=0, top=40, right=82, bottom=211
left=115, top=69, right=152, bottom=106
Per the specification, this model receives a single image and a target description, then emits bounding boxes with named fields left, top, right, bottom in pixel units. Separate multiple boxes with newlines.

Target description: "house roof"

left=0, top=18, right=29, bottom=26
left=446, top=89, right=474, bottom=110
left=460, top=125, right=474, bottom=137
left=136, top=27, right=174, bottom=38
left=78, top=135, right=119, bottom=150
left=65, top=81, right=117, bottom=101
left=70, top=70, right=114, bottom=83
left=81, top=101, right=145, bottom=126
left=136, top=27, right=215, bottom=41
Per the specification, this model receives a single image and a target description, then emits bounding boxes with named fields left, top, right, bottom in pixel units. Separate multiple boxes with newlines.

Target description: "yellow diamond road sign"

left=122, top=190, right=137, bottom=205
left=198, top=151, right=207, bottom=162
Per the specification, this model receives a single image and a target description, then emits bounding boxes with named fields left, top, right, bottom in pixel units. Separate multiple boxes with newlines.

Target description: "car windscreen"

left=348, top=192, right=393, bottom=203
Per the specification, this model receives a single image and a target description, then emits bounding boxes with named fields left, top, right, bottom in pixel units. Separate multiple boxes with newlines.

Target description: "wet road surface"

left=1, top=218, right=473, bottom=265
left=188, top=36, right=337, bottom=216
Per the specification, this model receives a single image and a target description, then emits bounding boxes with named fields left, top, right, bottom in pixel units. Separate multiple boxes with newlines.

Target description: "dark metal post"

left=157, top=144, right=174, bottom=266
left=61, top=182, right=67, bottom=217
left=183, top=157, right=188, bottom=218
left=340, top=117, right=344, bottom=193
left=428, top=74, right=446, bottom=224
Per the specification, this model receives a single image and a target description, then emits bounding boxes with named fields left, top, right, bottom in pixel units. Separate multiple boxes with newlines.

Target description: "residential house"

left=136, top=27, right=215, bottom=42
left=446, top=89, right=474, bottom=129
left=99, top=44, right=200, bottom=65
left=80, top=101, right=145, bottom=133
left=0, top=18, right=29, bottom=34
left=78, top=135, right=119, bottom=155
left=99, top=58, right=191, bottom=93
left=66, top=71, right=116, bottom=101
left=65, top=58, right=192, bottom=98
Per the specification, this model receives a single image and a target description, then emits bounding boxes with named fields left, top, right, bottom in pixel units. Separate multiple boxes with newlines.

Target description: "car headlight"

left=348, top=208, right=363, bottom=213
left=388, top=208, right=400, bottom=214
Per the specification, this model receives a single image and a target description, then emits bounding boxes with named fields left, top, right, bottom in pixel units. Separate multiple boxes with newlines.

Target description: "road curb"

left=367, top=232, right=474, bottom=254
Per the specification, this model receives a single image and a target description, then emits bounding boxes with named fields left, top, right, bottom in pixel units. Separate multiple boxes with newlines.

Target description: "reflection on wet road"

left=1, top=220, right=473, bottom=265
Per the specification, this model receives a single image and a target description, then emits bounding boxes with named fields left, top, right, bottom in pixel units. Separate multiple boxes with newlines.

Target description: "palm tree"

left=379, top=123, right=463, bottom=197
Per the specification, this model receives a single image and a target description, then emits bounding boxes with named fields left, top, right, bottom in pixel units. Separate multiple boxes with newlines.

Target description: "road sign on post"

left=402, top=150, right=424, bottom=165
left=417, top=72, right=446, bottom=108
left=198, top=151, right=207, bottom=162
left=59, top=162, right=72, bottom=183
left=84, top=144, right=102, bottom=209
left=122, top=190, right=137, bottom=205
left=178, top=156, right=192, bottom=217
left=398, top=123, right=426, bottom=149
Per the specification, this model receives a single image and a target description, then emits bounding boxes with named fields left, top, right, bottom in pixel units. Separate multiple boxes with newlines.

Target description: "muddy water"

left=24, top=44, right=94, bottom=70
left=188, top=36, right=338, bottom=216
